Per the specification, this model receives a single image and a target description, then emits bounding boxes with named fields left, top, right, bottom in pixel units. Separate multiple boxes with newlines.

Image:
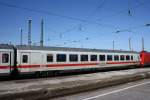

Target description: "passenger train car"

left=0, top=44, right=140, bottom=76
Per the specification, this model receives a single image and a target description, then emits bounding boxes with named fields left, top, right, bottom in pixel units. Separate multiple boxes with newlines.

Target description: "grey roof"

left=16, top=45, right=139, bottom=54
left=0, top=44, right=14, bottom=49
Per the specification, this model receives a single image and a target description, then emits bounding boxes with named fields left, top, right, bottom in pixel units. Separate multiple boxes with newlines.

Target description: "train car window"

left=69, top=54, right=78, bottom=62
left=99, top=55, right=105, bottom=61
left=120, top=55, right=124, bottom=61
left=47, top=54, right=53, bottom=62
left=22, top=55, right=28, bottom=63
left=126, top=55, right=130, bottom=60
left=114, top=55, right=119, bottom=61
left=140, top=54, right=142, bottom=58
left=131, top=55, right=133, bottom=60
left=90, top=55, right=97, bottom=61
left=2, top=53, right=9, bottom=63
left=57, top=54, right=66, bottom=62
left=107, top=55, right=112, bottom=61
left=81, top=55, right=88, bottom=61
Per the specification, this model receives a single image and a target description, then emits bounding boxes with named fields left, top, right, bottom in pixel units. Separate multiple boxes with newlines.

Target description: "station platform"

left=1, top=68, right=150, bottom=100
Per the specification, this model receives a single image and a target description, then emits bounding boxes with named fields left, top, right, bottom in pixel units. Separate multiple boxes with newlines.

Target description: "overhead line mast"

left=129, top=38, right=131, bottom=51
left=113, top=40, right=114, bottom=50
left=28, top=19, right=32, bottom=46
left=142, top=36, right=144, bottom=51
left=40, top=19, right=44, bottom=47
left=20, top=28, right=23, bottom=45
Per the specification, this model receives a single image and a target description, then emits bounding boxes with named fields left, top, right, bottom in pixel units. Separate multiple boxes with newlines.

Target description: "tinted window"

left=57, top=54, right=66, bottom=62
left=120, top=55, right=124, bottom=61
left=69, top=54, right=78, bottom=62
left=126, top=55, right=130, bottom=60
left=131, top=55, right=133, bottom=60
left=107, top=55, right=112, bottom=61
left=90, top=55, right=97, bottom=61
left=22, top=55, right=28, bottom=63
left=114, top=55, right=119, bottom=61
left=99, top=55, right=105, bottom=61
left=140, top=54, right=142, bottom=58
left=81, top=55, right=88, bottom=61
left=2, top=53, right=9, bottom=63
left=47, top=54, right=53, bottom=62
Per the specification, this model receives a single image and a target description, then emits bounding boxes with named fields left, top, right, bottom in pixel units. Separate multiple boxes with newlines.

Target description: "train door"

left=0, top=51, right=11, bottom=74
left=20, top=52, right=30, bottom=72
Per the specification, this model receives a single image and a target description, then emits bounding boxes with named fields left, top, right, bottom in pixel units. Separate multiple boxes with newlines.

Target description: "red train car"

left=140, top=51, right=150, bottom=67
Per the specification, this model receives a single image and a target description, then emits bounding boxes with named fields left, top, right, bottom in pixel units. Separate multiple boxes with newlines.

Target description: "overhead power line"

left=59, top=0, right=150, bottom=36
left=87, top=0, right=107, bottom=19
left=97, top=0, right=149, bottom=21
left=0, top=2, right=119, bottom=29
left=59, top=0, right=113, bottom=35
left=0, top=2, right=85, bottom=22
left=114, top=23, right=150, bottom=34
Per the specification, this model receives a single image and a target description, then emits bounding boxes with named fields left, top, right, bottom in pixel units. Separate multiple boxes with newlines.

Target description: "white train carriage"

left=16, top=45, right=140, bottom=74
left=0, top=44, right=14, bottom=76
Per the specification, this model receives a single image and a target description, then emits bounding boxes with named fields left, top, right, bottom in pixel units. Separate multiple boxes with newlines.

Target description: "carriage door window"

left=2, top=53, right=9, bottom=63
left=22, top=55, right=28, bottom=63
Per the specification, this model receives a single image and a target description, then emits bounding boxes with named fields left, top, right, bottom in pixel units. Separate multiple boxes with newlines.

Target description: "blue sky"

left=0, top=0, right=150, bottom=51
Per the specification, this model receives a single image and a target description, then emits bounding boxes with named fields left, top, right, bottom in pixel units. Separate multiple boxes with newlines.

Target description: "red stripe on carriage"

left=17, top=65, right=40, bottom=68
left=0, top=66, right=11, bottom=69
left=17, top=63, right=99, bottom=68
left=107, top=61, right=137, bottom=64
left=46, top=63, right=99, bottom=67
left=16, top=61, right=138, bottom=68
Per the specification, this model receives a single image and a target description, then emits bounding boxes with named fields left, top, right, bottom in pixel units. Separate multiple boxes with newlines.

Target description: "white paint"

left=83, top=80, right=150, bottom=100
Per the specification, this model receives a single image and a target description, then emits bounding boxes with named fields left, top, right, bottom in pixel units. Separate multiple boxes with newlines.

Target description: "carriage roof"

left=0, top=44, right=14, bottom=49
left=16, top=45, right=139, bottom=54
